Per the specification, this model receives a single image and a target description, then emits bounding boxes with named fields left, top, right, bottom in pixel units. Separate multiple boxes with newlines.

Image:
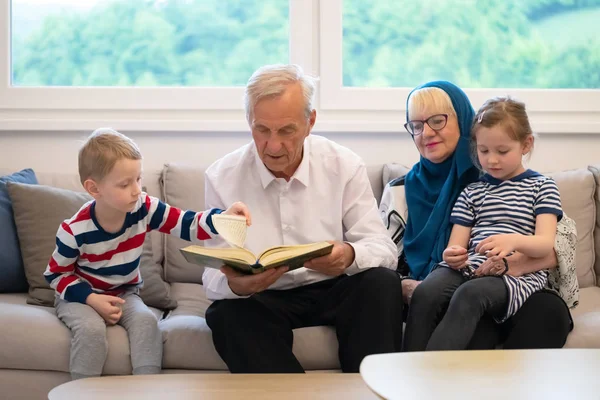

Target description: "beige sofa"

left=2, top=163, right=600, bottom=400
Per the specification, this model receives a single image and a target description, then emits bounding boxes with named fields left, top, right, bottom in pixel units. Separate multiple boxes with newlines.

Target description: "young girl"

left=404, top=97, right=564, bottom=351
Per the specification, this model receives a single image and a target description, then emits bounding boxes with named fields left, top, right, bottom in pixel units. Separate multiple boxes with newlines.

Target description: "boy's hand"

left=224, top=201, right=252, bottom=226
left=86, top=293, right=125, bottom=325
left=475, top=234, right=518, bottom=259
left=443, top=245, right=468, bottom=269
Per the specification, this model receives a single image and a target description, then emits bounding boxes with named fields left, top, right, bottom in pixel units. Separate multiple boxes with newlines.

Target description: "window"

left=320, top=0, right=600, bottom=134
left=11, top=0, right=289, bottom=87
left=1, top=0, right=599, bottom=133
left=342, top=0, right=600, bottom=89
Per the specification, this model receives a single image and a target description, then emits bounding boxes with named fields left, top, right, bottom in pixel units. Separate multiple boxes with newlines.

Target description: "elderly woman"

left=380, top=81, right=576, bottom=350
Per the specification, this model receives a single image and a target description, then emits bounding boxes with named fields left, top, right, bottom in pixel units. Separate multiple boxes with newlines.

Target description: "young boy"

left=44, top=128, right=251, bottom=380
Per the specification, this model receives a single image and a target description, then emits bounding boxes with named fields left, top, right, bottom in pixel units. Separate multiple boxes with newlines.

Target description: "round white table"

left=360, top=349, right=600, bottom=400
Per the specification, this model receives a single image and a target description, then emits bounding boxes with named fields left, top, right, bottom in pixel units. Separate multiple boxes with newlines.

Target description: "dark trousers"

left=205, top=268, right=403, bottom=373
left=403, top=268, right=573, bottom=351
left=403, top=267, right=507, bottom=351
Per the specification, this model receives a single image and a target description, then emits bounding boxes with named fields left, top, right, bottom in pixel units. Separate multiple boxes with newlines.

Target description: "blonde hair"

left=472, top=96, right=533, bottom=143
left=78, top=128, right=142, bottom=185
left=407, top=87, right=456, bottom=120
left=244, top=64, right=316, bottom=122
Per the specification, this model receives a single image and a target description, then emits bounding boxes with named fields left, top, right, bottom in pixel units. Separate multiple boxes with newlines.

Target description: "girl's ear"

left=522, top=135, right=534, bottom=155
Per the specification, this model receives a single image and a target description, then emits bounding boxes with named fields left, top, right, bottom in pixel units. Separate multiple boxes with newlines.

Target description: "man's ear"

left=308, top=109, right=316, bottom=132
left=522, top=135, right=534, bottom=155
left=83, top=178, right=101, bottom=199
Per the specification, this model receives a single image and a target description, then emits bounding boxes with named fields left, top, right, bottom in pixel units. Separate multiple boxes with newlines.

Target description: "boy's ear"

left=83, top=178, right=101, bottom=199
left=522, top=135, right=534, bottom=155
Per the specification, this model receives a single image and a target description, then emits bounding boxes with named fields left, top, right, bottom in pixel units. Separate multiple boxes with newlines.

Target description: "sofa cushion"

left=162, top=164, right=208, bottom=283
left=565, top=287, right=600, bottom=348
left=587, top=164, right=600, bottom=285
left=7, top=182, right=176, bottom=309
left=548, top=168, right=596, bottom=288
left=0, top=293, right=163, bottom=374
left=0, top=168, right=37, bottom=293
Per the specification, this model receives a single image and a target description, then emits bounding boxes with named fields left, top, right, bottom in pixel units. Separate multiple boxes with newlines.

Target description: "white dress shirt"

left=202, top=134, right=397, bottom=300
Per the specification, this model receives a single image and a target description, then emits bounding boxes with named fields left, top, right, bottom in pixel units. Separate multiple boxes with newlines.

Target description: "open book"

left=180, top=241, right=334, bottom=275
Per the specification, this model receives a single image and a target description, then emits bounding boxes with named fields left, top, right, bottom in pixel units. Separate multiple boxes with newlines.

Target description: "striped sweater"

left=44, top=193, right=221, bottom=304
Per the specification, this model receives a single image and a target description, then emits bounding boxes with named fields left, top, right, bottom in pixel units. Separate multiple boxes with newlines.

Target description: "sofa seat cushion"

left=565, top=287, right=600, bottom=348
left=161, top=282, right=341, bottom=370
left=0, top=293, right=162, bottom=375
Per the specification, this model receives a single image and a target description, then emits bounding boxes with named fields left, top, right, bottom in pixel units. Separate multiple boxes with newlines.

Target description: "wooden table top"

left=48, top=372, right=380, bottom=400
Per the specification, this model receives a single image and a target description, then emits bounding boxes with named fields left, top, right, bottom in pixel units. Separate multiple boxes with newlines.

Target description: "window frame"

left=1, top=0, right=599, bottom=134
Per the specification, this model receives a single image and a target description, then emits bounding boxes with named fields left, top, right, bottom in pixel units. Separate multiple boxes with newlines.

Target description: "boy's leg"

left=427, top=276, right=508, bottom=350
left=55, top=298, right=108, bottom=380
left=313, top=268, right=404, bottom=372
left=403, top=267, right=465, bottom=351
left=118, top=293, right=162, bottom=375
left=205, top=282, right=327, bottom=373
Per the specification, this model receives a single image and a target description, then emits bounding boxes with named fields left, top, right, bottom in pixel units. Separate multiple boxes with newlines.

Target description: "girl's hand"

left=475, top=234, right=519, bottom=259
left=443, top=245, right=468, bottom=269
left=223, top=201, right=252, bottom=226
left=402, top=279, right=421, bottom=305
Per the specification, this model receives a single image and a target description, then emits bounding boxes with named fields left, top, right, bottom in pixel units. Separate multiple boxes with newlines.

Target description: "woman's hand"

left=223, top=201, right=252, bottom=226
left=475, top=234, right=520, bottom=259
left=443, top=245, right=468, bottom=269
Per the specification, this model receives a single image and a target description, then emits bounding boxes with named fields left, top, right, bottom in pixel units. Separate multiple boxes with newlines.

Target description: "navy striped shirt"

left=444, top=169, right=563, bottom=320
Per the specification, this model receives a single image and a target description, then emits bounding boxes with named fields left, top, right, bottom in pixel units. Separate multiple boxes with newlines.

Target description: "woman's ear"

left=522, top=135, right=534, bottom=155
left=83, top=178, right=101, bottom=199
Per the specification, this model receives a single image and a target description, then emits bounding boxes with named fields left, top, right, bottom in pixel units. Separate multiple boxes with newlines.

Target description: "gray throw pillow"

left=7, top=182, right=176, bottom=309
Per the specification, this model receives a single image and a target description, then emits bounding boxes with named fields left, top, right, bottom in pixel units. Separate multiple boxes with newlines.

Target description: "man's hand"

left=303, top=241, right=355, bottom=276
left=221, top=265, right=288, bottom=296
left=223, top=201, right=252, bottom=226
left=475, top=234, right=519, bottom=259
left=86, top=293, right=125, bottom=325
left=443, top=245, right=468, bottom=269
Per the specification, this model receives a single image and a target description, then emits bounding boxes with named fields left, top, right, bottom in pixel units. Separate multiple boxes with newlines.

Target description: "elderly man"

left=202, top=64, right=403, bottom=373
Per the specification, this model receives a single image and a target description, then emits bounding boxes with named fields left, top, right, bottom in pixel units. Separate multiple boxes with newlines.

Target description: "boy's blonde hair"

left=407, top=87, right=456, bottom=121
left=78, top=128, right=142, bottom=185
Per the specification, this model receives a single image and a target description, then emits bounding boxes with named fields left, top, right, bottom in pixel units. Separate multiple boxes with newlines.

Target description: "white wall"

left=0, top=131, right=599, bottom=176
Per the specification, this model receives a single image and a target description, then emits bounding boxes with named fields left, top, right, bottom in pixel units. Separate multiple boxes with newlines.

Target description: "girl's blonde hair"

left=470, top=97, right=534, bottom=169
left=78, top=128, right=142, bottom=185
left=472, top=96, right=533, bottom=143
left=407, top=87, right=456, bottom=121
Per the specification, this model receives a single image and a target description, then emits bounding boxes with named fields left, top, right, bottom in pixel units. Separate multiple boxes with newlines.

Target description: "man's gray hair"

left=244, top=64, right=316, bottom=122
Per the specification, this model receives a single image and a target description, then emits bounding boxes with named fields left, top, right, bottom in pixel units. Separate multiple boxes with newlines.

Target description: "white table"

left=360, top=349, right=600, bottom=400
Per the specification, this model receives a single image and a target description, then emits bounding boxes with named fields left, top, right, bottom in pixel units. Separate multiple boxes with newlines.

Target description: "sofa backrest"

left=5, top=162, right=599, bottom=290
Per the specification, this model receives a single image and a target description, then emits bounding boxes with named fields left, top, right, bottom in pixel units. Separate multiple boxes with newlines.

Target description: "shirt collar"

left=253, top=136, right=311, bottom=189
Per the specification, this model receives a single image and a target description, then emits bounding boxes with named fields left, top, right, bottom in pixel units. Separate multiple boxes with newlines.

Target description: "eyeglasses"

left=404, top=114, right=449, bottom=136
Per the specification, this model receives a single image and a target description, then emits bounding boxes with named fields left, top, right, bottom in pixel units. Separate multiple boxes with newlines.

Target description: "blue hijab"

left=403, top=81, right=480, bottom=280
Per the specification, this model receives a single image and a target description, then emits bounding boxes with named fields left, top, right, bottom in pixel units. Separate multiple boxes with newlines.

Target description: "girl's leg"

left=403, top=267, right=465, bottom=352
left=427, top=276, right=507, bottom=350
